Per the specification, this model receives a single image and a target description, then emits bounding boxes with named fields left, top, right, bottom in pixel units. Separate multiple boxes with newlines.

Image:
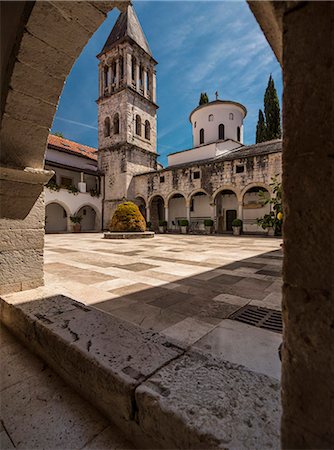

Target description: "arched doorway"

left=215, top=189, right=238, bottom=233
left=168, top=193, right=187, bottom=230
left=76, top=206, right=98, bottom=232
left=149, top=195, right=165, bottom=230
left=135, top=197, right=147, bottom=221
left=243, top=186, right=270, bottom=233
left=45, top=203, right=68, bottom=233
left=189, top=191, right=212, bottom=231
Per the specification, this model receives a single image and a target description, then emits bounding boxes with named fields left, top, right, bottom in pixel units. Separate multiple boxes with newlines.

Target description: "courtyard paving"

left=42, top=233, right=283, bottom=379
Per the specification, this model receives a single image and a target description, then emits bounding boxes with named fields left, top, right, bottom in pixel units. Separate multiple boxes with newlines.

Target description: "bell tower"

left=97, top=4, right=158, bottom=228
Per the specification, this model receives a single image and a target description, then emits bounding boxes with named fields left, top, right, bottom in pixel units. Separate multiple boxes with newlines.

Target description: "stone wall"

left=133, top=150, right=282, bottom=205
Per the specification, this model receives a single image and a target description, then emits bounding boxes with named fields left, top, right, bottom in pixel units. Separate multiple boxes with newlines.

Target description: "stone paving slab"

left=0, top=326, right=133, bottom=450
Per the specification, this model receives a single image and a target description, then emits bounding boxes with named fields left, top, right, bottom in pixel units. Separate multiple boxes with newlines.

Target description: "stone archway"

left=214, top=189, right=239, bottom=233
left=149, top=195, right=165, bottom=230
left=242, top=186, right=271, bottom=233
left=188, top=190, right=212, bottom=231
left=168, top=193, right=187, bottom=230
left=45, top=202, right=69, bottom=233
left=76, top=205, right=98, bottom=232
left=134, top=196, right=147, bottom=221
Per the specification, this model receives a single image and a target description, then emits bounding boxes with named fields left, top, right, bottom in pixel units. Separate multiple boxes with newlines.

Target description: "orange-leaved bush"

left=109, top=201, right=146, bottom=232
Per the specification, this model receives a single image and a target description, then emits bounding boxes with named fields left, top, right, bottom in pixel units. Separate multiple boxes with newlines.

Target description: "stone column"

left=108, top=65, right=112, bottom=94
left=143, top=69, right=148, bottom=98
left=0, top=167, right=53, bottom=295
left=186, top=205, right=191, bottom=224
left=126, top=53, right=132, bottom=86
left=238, top=202, right=243, bottom=220
left=164, top=206, right=169, bottom=227
left=146, top=206, right=150, bottom=223
left=135, top=63, right=140, bottom=92
left=152, top=70, right=157, bottom=103
left=281, top=3, right=333, bottom=449
left=115, top=58, right=120, bottom=89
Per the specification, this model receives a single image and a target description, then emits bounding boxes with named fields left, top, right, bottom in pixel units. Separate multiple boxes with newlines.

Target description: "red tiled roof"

left=47, top=134, right=97, bottom=161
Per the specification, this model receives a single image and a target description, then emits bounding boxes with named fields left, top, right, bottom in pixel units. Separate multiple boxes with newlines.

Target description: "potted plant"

left=158, top=220, right=167, bottom=233
left=178, top=219, right=189, bottom=234
left=70, top=214, right=82, bottom=232
left=232, top=218, right=243, bottom=236
left=256, top=213, right=276, bottom=235
left=204, top=218, right=214, bottom=234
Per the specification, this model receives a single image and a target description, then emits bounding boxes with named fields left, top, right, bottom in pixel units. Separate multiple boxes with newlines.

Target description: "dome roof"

left=189, top=100, right=247, bottom=122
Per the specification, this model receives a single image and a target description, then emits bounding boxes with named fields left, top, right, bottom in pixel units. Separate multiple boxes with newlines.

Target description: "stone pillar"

left=146, top=206, right=150, bottom=223
left=115, top=58, right=120, bottom=89
left=108, top=65, right=112, bottom=94
left=126, top=53, right=132, bottom=86
left=143, top=69, right=148, bottom=98
left=164, top=206, right=169, bottom=226
left=0, top=167, right=53, bottom=295
left=238, top=202, right=243, bottom=220
left=186, top=205, right=191, bottom=224
left=135, top=63, right=140, bottom=92
left=152, top=70, right=157, bottom=103
left=281, top=3, right=333, bottom=449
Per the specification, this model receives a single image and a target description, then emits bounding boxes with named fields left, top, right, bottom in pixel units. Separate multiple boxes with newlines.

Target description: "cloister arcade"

left=45, top=201, right=101, bottom=233
left=137, top=183, right=273, bottom=233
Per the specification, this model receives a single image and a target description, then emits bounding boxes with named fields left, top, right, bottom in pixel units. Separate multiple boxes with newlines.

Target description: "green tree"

left=53, top=131, right=64, bottom=138
left=256, top=109, right=266, bottom=143
left=264, top=75, right=281, bottom=140
left=199, top=92, right=209, bottom=105
left=256, top=176, right=283, bottom=235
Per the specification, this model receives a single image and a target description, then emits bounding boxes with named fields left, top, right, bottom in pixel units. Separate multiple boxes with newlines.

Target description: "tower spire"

left=99, top=4, right=153, bottom=57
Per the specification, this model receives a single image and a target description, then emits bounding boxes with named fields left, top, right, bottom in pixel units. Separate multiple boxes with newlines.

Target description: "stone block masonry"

left=0, top=293, right=280, bottom=449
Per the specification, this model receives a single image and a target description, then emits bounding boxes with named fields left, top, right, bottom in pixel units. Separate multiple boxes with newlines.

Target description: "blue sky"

left=52, top=1, right=282, bottom=166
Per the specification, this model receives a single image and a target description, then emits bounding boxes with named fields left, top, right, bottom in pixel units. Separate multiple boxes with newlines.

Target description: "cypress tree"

left=256, top=109, right=266, bottom=143
left=199, top=92, right=209, bottom=105
left=264, top=75, right=281, bottom=140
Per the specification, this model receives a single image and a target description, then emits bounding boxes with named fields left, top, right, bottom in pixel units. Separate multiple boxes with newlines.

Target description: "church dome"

left=189, top=100, right=247, bottom=147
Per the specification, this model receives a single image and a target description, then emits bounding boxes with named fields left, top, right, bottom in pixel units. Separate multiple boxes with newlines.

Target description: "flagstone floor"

left=41, top=233, right=283, bottom=379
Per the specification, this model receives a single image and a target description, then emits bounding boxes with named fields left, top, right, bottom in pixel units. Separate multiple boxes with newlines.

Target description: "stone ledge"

left=0, top=294, right=280, bottom=449
left=104, top=231, right=155, bottom=239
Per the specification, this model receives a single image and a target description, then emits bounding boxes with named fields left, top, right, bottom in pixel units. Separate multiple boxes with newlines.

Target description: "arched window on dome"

left=194, top=121, right=197, bottom=128
left=229, top=113, right=234, bottom=120
left=145, top=120, right=151, bottom=140
left=113, top=114, right=120, bottom=135
left=136, top=115, right=141, bottom=136
left=104, top=117, right=110, bottom=137
left=208, top=114, right=214, bottom=122
left=218, top=123, right=225, bottom=140
left=199, top=128, right=205, bottom=144
left=237, top=126, right=241, bottom=141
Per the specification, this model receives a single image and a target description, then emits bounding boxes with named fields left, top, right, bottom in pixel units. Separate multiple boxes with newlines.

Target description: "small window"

left=135, top=115, right=141, bottom=136
left=160, top=176, right=165, bottom=183
left=236, top=165, right=245, bottom=173
left=199, top=128, right=205, bottom=144
left=229, top=113, right=234, bottom=120
left=218, top=123, right=225, bottom=140
left=119, top=56, right=124, bottom=80
left=194, top=121, right=197, bottom=128
left=104, top=117, right=110, bottom=137
left=237, top=126, right=241, bottom=141
left=104, top=66, right=109, bottom=88
left=145, top=120, right=151, bottom=140
left=131, top=56, right=136, bottom=81
left=193, top=171, right=200, bottom=180
left=83, top=209, right=87, bottom=216
left=208, top=114, right=214, bottom=122
left=113, top=114, right=120, bottom=135
left=60, top=177, right=72, bottom=188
